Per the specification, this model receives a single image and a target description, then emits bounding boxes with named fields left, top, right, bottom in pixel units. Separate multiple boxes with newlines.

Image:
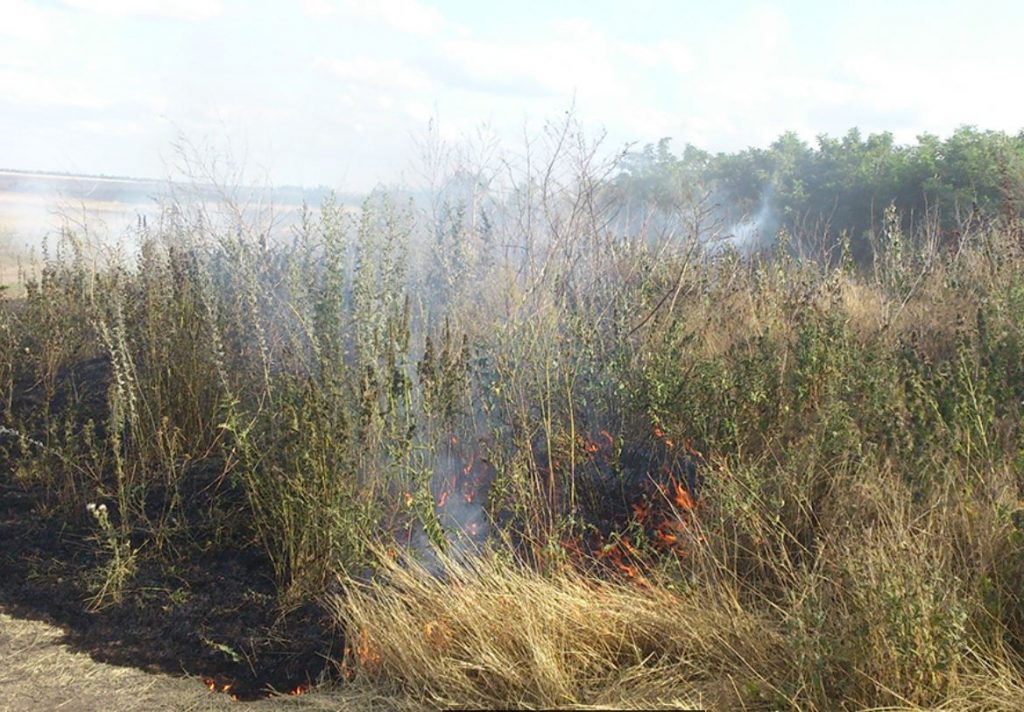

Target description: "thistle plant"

left=85, top=501, right=137, bottom=610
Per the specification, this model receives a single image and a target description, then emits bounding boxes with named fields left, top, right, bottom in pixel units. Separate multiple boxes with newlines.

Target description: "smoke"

left=725, top=188, right=778, bottom=252
left=0, top=169, right=169, bottom=262
left=407, top=442, right=495, bottom=576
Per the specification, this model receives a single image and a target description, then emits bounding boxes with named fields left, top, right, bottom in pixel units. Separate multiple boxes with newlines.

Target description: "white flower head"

left=86, top=502, right=97, bottom=513
left=98, top=503, right=108, bottom=513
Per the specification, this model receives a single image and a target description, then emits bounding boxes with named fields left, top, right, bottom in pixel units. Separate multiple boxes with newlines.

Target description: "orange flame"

left=356, top=629, right=381, bottom=671
left=655, top=530, right=678, bottom=546
left=683, top=437, right=704, bottom=460
left=555, top=427, right=704, bottom=582
left=671, top=478, right=696, bottom=512
left=631, top=500, right=650, bottom=522
left=203, top=678, right=237, bottom=697
left=423, top=620, right=453, bottom=650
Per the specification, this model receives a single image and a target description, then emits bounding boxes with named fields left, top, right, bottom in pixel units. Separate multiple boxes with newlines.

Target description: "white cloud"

left=838, top=50, right=1024, bottom=140
left=300, top=0, right=334, bottom=19
left=315, top=56, right=434, bottom=93
left=0, top=68, right=110, bottom=109
left=302, top=0, right=442, bottom=34
left=0, top=0, right=55, bottom=41
left=619, top=40, right=695, bottom=75
left=425, top=18, right=702, bottom=151
left=742, top=4, right=789, bottom=54
left=57, top=0, right=223, bottom=21
left=437, top=20, right=622, bottom=98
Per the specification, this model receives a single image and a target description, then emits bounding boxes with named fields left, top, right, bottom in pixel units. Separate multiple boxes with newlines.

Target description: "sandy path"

left=0, top=609, right=396, bottom=712
left=0, top=609, right=402, bottom=712
left=0, top=610, right=237, bottom=711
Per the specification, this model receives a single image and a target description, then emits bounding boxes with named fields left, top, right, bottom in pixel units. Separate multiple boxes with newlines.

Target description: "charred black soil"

left=0, top=474, right=342, bottom=701
left=0, top=352, right=698, bottom=703
left=0, top=355, right=342, bottom=701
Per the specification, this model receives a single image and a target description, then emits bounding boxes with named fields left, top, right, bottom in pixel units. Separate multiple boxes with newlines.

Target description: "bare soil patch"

left=0, top=609, right=232, bottom=712
left=0, top=473, right=342, bottom=702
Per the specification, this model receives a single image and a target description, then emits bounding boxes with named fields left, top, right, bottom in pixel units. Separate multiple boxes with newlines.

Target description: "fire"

left=597, top=535, right=647, bottom=580
left=600, top=540, right=640, bottom=578
left=653, top=424, right=676, bottom=449
left=557, top=425, right=704, bottom=581
left=290, top=684, right=309, bottom=696
left=432, top=444, right=495, bottom=522
left=202, top=678, right=237, bottom=699
left=423, top=619, right=453, bottom=650
left=631, top=500, right=650, bottom=521
left=654, top=530, right=678, bottom=546
left=355, top=629, right=382, bottom=671
left=667, top=475, right=696, bottom=512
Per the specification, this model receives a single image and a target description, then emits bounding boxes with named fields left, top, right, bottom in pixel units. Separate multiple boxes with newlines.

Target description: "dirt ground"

left=0, top=608, right=236, bottom=712
left=0, top=610, right=400, bottom=712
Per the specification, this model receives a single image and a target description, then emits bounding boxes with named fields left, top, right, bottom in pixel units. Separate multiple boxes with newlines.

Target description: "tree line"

left=613, top=126, right=1024, bottom=260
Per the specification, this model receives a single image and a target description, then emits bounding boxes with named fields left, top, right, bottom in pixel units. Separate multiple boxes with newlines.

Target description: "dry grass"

left=332, top=550, right=788, bottom=710
left=327, top=446, right=1024, bottom=710
left=6, top=134, right=1024, bottom=710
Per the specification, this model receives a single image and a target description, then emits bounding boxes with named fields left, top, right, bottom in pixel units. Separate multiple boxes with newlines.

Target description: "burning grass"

left=4, top=126, right=1024, bottom=708
left=329, top=453, right=1024, bottom=710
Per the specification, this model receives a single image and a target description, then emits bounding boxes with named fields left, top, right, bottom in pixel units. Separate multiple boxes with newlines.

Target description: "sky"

left=2, top=0, right=1023, bottom=191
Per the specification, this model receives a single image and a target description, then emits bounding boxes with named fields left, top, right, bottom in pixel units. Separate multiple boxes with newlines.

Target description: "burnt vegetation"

left=4, top=121, right=1024, bottom=709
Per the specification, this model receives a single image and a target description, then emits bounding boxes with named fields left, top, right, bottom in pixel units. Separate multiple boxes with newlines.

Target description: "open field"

left=4, top=129, right=1024, bottom=709
left=0, top=170, right=354, bottom=287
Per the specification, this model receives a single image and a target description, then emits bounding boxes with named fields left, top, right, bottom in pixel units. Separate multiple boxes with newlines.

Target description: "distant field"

left=0, top=169, right=356, bottom=291
left=0, top=190, right=155, bottom=241
left=0, top=187, right=150, bottom=292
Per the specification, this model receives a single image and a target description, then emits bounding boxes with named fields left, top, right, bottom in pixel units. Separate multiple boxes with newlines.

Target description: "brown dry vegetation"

left=4, top=128, right=1024, bottom=709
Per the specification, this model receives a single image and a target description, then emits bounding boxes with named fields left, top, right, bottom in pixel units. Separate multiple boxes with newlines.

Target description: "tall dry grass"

left=333, top=551, right=781, bottom=710
left=4, top=124, right=1024, bottom=708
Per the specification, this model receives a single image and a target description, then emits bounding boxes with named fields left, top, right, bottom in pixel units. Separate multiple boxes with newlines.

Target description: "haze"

left=2, top=0, right=1023, bottom=190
